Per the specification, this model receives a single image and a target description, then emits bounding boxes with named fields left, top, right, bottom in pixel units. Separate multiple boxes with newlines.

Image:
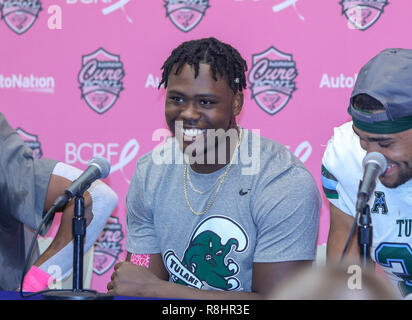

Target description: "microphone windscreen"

left=362, top=152, right=387, bottom=175
left=89, top=157, right=111, bottom=179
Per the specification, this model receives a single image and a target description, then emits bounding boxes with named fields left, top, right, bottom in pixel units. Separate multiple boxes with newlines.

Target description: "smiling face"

left=165, top=63, right=243, bottom=164
left=353, top=125, right=412, bottom=188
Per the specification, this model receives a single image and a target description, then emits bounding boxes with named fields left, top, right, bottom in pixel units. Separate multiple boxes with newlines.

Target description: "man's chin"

left=379, top=176, right=410, bottom=189
left=181, top=144, right=207, bottom=163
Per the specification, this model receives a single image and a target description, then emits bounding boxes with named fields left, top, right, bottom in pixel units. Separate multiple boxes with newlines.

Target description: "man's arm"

left=107, top=254, right=311, bottom=299
left=126, top=252, right=169, bottom=280
left=32, top=174, right=94, bottom=267
left=23, top=163, right=118, bottom=291
left=327, top=202, right=359, bottom=264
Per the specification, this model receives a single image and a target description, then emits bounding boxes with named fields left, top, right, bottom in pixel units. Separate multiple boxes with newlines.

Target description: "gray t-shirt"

left=0, top=113, right=57, bottom=290
left=126, top=128, right=320, bottom=292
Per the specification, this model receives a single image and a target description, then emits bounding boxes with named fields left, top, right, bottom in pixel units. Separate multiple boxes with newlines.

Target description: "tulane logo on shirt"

left=371, top=191, right=388, bottom=214
left=164, top=216, right=248, bottom=291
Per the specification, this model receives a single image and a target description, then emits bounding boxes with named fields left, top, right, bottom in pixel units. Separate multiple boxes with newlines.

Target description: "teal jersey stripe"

left=323, top=186, right=339, bottom=199
left=321, top=164, right=338, bottom=182
left=321, top=175, right=338, bottom=191
left=321, top=165, right=339, bottom=199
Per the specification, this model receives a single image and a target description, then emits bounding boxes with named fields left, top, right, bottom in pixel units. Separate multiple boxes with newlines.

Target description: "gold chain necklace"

left=183, top=127, right=243, bottom=216
left=187, top=167, right=225, bottom=194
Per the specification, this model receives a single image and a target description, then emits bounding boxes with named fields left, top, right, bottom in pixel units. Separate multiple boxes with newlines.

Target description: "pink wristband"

left=130, top=254, right=150, bottom=268
left=22, top=266, right=53, bottom=292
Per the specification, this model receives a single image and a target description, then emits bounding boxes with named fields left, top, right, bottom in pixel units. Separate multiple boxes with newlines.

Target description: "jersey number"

left=375, top=243, right=412, bottom=297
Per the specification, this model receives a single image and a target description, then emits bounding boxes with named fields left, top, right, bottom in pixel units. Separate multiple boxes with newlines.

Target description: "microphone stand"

left=42, top=194, right=113, bottom=300
left=357, top=204, right=373, bottom=270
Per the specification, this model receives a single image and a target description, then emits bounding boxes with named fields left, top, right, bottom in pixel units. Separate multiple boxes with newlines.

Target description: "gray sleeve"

left=125, top=162, right=160, bottom=254
left=252, top=166, right=321, bottom=263
left=0, top=114, right=57, bottom=232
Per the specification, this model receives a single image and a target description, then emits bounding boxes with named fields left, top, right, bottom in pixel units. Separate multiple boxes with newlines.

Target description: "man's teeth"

left=183, top=128, right=205, bottom=137
left=384, top=163, right=397, bottom=174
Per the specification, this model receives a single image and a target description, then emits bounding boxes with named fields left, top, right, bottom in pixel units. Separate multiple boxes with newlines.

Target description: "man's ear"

left=232, top=91, right=244, bottom=116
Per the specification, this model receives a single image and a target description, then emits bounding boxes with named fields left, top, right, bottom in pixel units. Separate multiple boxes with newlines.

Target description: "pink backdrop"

left=1, top=0, right=407, bottom=292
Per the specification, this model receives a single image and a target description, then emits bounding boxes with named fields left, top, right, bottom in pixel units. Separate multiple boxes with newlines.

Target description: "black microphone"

left=52, top=157, right=111, bottom=209
left=356, top=152, right=387, bottom=213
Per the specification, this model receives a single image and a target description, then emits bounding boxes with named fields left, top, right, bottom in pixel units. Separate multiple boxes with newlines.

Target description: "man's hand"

left=106, top=258, right=311, bottom=299
left=107, top=261, right=162, bottom=297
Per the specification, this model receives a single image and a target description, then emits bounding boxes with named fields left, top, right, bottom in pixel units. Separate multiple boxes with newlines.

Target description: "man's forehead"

left=171, top=62, right=205, bottom=74
left=169, top=62, right=226, bottom=80
left=167, top=63, right=233, bottom=96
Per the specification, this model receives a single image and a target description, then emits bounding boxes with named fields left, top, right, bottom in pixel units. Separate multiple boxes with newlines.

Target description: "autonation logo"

left=0, top=73, right=55, bottom=93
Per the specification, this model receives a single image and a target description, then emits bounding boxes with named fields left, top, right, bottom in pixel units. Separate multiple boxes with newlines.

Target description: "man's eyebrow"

left=196, top=94, right=218, bottom=99
left=367, top=137, right=393, bottom=142
left=167, top=90, right=185, bottom=96
left=166, top=91, right=218, bottom=99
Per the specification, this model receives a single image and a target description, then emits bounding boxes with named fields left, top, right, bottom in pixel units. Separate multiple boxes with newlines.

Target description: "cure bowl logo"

left=93, top=216, right=124, bottom=276
left=0, top=0, right=41, bottom=34
left=78, top=48, right=125, bottom=115
left=16, top=127, right=43, bottom=159
left=340, top=0, right=389, bottom=31
left=248, top=47, right=297, bottom=116
left=164, top=0, right=209, bottom=32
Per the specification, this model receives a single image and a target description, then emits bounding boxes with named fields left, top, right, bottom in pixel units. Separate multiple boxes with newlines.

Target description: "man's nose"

left=363, top=143, right=390, bottom=164
left=180, top=102, right=200, bottom=121
left=366, top=143, right=383, bottom=154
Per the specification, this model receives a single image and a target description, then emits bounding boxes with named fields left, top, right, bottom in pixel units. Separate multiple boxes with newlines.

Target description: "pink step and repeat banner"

left=1, top=0, right=409, bottom=292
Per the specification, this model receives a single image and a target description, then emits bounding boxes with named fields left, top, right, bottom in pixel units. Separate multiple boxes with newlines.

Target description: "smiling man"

left=322, top=48, right=412, bottom=298
left=165, top=61, right=242, bottom=171
left=107, top=38, right=321, bottom=299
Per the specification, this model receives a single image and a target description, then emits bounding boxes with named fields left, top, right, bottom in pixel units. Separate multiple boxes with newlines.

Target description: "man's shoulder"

left=0, top=113, right=14, bottom=139
left=249, top=130, right=293, bottom=161
left=321, top=121, right=366, bottom=197
left=254, top=131, right=309, bottom=176
left=323, top=121, right=364, bottom=168
left=136, top=149, right=155, bottom=167
left=329, top=121, right=356, bottom=146
left=134, top=138, right=179, bottom=178
left=245, top=131, right=317, bottom=192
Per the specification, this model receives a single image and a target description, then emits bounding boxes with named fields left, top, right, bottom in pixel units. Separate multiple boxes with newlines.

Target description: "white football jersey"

left=322, top=121, right=412, bottom=297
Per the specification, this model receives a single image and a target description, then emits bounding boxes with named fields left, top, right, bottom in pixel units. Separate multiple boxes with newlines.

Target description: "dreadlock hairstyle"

left=159, top=37, right=248, bottom=94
